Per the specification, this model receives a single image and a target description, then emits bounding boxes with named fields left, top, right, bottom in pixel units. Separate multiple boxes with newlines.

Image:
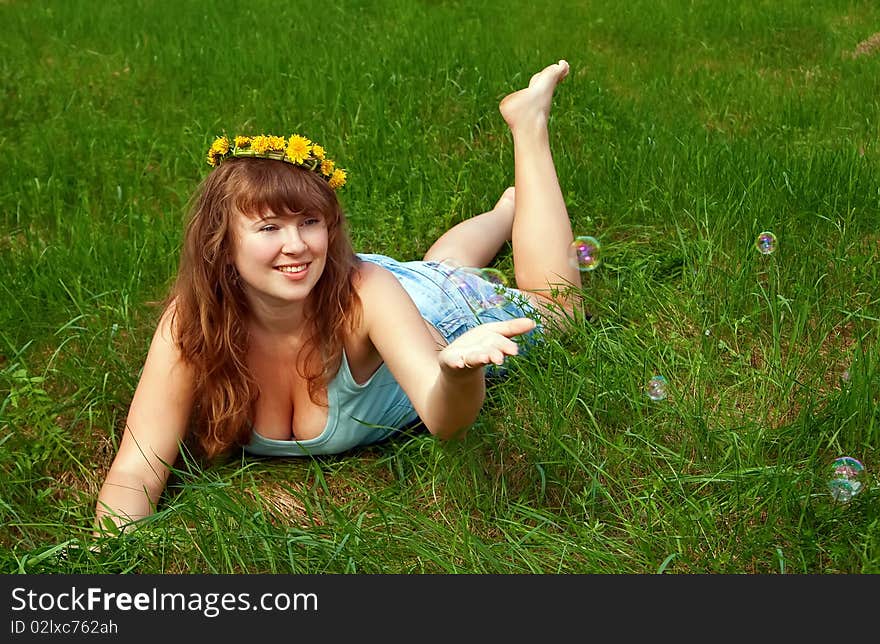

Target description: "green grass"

left=1, top=0, right=878, bottom=574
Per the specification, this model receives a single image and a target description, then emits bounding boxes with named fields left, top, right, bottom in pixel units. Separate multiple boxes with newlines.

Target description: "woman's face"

left=230, top=208, right=330, bottom=309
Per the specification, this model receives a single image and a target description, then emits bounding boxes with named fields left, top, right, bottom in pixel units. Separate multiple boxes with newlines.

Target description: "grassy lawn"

left=1, top=0, right=878, bottom=573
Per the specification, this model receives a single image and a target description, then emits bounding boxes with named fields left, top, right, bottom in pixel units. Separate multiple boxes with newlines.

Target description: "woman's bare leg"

left=423, top=187, right=515, bottom=268
left=499, top=59, right=582, bottom=319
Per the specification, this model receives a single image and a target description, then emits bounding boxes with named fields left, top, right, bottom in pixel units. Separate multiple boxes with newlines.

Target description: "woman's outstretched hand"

left=438, top=317, right=537, bottom=373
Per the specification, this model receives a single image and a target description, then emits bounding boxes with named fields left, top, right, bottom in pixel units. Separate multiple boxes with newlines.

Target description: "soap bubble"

left=471, top=268, right=509, bottom=307
left=828, top=456, right=866, bottom=503
left=460, top=266, right=507, bottom=286
left=438, top=258, right=462, bottom=274
left=646, top=375, right=668, bottom=401
left=755, top=231, right=777, bottom=255
left=441, top=262, right=507, bottom=311
left=477, top=267, right=508, bottom=287
left=445, top=267, right=482, bottom=305
left=570, top=236, right=601, bottom=272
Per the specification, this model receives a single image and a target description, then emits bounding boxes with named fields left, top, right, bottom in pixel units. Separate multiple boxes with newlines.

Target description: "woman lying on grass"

left=95, top=59, right=582, bottom=534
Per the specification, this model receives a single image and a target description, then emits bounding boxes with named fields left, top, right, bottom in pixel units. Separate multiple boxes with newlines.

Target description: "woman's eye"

left=302, top=218, right=320, bottom=226
left=259, top=224, right=278, bottom=232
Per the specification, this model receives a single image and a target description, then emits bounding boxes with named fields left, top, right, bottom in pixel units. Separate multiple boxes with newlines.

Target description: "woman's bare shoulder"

left=353, top=260, right=409, bottom=312
left=154, top=298, right=181, bottom=342
left=353, top=260, right=394, bottom=297
left=353, top=258, right=383, bottom=282
left=145, top=297, right=191, bottom=357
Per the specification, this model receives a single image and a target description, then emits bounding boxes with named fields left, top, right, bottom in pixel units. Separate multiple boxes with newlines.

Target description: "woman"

left=95, top=59, right=581, bottom=533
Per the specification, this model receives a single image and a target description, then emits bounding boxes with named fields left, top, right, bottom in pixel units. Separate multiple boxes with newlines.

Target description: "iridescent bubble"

left=570, top=235, right=601, bottom=272
left=436, top=260, right=514, bottom=311
left=446, top=267, right=479, bottom=297
left=478, top=267, right=509, bottom=287
left=438, top=258, right=462, bottom=275
left=828, top=456, right=866, bottom=503
left=443, top=265, right=505, bottom=312
left=469, top=268, right=509, bottom=307
left=755, top=231, right=777, bottom=255
left=646, top=375, right=668, bottom=401
left=485, top=293, right=507, bottom=307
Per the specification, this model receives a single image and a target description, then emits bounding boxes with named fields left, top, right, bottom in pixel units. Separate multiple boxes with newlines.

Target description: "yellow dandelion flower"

left=285, top=134, right=312, bottom=164
left=328, top=168, right=347, bottom=190
left=251, top=135, right=271, bottom=154
left=209, top=130, right=344, bottom=179
left=268, top=135, right=286, bottom=152
left=210, top=136, right=229, bottom=155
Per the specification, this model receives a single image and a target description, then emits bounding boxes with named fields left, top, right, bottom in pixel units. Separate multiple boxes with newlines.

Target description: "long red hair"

left=166, top=158, right=361, bottom=459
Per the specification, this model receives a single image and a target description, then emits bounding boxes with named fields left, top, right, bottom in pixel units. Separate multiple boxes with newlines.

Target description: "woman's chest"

left=247, top=333, right=383, bottom=441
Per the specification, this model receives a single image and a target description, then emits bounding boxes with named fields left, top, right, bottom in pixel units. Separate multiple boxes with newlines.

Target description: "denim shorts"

left=357, top=253, right=543, bottom=374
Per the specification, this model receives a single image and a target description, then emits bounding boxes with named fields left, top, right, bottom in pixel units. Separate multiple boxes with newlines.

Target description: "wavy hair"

left=166, top=157, right=361, bottom=459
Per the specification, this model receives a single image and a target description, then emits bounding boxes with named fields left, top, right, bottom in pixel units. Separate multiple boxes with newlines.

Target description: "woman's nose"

left=281, top=228, right=307, bottom=254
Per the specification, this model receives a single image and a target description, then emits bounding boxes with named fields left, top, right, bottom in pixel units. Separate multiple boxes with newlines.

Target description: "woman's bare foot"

left=499, top=60, right=570, bottom=131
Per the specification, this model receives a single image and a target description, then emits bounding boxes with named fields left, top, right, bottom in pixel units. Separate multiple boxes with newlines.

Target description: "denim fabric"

left=357, top=253, right=543, bottom=347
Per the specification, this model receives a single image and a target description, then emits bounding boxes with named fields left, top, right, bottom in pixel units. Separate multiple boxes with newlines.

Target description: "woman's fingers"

left=440, top=317, right=537, bottom=371
left=479, top=317, right=537, bottom=338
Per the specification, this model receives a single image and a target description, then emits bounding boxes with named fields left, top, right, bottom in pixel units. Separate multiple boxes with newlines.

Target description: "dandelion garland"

left=207, top=133, right=347, bottom=190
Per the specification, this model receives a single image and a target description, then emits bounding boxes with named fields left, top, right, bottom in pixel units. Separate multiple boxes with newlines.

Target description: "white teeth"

left=277, top=265, right=307, bottom=273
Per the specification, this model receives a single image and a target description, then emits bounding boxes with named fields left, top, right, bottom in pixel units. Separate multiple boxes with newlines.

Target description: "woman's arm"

left=94, top=305, right=195, bottom=535
left=358, top=263, right=535, bottom=439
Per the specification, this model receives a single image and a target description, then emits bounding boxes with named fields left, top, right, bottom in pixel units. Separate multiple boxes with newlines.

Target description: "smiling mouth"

left=276, top=264, right=308, bottom=274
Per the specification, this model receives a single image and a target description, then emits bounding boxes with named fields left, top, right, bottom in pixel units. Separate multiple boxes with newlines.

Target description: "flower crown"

left=206, top=133, right=347, bottom=190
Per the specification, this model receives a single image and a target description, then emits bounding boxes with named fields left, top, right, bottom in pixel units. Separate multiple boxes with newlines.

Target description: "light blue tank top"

left=243, top=349, right=419, bottom=456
